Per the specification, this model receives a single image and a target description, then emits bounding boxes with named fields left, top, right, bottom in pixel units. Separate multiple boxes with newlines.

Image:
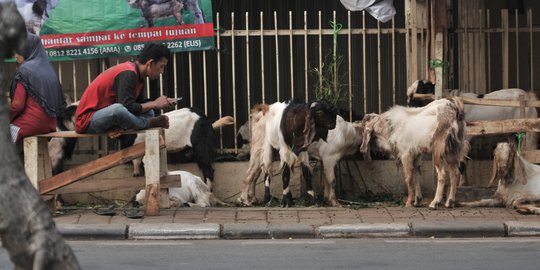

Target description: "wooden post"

left=501, top=9, right=509, bottom=89
left=144, top=129, right=164, bottom=216
left=23, top=137, right=52, bottom=189
left=432, top=0, right=447, bottom=99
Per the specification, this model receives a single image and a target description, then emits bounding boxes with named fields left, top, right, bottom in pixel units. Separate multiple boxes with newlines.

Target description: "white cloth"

left=340, top=0, right=396, bottom=23
left=10, top=124, right=19, bottom=143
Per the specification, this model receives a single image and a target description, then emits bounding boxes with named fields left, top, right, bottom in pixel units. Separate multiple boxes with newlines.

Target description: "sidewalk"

left=52, top=206, right=540, bottom=240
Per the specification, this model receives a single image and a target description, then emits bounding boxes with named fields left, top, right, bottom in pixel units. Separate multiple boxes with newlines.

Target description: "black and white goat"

left=135, top=170, right=228, bottom=207
left=48, top=101, right=78, bottom=175
left=240, top=100, right=338, bottom=207
left=360, top=97, right=469, bottom=209
left=458, top=142, right=540, bottom=214
left=238, top=112, right=363, bottom=206
left=132, top=108, right=234, bottom=191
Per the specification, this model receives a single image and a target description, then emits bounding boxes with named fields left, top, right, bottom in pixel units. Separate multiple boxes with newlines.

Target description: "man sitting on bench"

left=75, top=43, right=176, bottom=138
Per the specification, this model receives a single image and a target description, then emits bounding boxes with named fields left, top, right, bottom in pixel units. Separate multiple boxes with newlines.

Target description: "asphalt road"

left=2, top=238, right=540, bottom=269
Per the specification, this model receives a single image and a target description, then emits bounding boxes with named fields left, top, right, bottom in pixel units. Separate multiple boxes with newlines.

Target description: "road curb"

left=505, top=221, right=540, bottom=237
left=128, top=223, right=220, bottom=240
left=222, top=224, right=315, bottom=239
left=318, top=223, right=410, bottom=238
left=411, top=221, right=505, bottom=237
left=58, top=224, right=127, bottom=240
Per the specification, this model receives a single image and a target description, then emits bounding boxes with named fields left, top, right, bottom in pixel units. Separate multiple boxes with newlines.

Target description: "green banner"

left=7, top=0, right=215, bottom=61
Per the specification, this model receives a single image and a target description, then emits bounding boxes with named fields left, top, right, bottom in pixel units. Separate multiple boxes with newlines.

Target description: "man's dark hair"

left=137, top=43, right=171, bottom=64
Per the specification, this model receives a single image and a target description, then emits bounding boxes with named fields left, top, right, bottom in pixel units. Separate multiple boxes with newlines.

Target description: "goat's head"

left=489, top=142, right=527, bottom=187
left=57, top=101, right=78, bottom=131
left=250, top=103, right=269, bottom=125
left=406, top=80, right=435, bottom=107
left=359, top=113, right=382, bottom=161
left=302, top=100, right=338, bottom=147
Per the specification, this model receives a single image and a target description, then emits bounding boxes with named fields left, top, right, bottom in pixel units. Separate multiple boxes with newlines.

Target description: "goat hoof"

left=282, top=193, right=293, bottom=208
left=428, top=201, right=441, bottom=210
left=445, top=199, right=455, bottom=208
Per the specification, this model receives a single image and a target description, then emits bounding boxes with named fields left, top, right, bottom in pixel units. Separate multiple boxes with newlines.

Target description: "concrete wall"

left=61, top=159, right=493, bottom=205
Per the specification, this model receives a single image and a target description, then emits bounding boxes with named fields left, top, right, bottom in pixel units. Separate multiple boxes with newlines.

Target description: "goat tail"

left=432, top=97, right=469, bottom=166
left=212, top=116, right=235, bottom=129
left=527, top=90, right=538, bottom=101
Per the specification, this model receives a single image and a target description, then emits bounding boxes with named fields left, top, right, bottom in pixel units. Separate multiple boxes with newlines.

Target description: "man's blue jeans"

left=86, top=103, right=154, bottom=134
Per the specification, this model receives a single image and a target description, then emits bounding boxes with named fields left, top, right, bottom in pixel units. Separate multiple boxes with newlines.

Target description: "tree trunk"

left=0, top=3, right=80, bottom=269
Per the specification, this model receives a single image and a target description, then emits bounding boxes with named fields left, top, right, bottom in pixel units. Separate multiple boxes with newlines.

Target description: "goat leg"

left=513, top=200, right=540, bottom=215
left=263, top=174, right=272, bottom=205
left=302, top=164, right=317, bottom=205
left=429, top=166, right=447, bottom=209
left=282, top=164, right=293, bottom=208
left=456, top=198, right=504, bottom=208
left=445, top=167, right=461, bottom=208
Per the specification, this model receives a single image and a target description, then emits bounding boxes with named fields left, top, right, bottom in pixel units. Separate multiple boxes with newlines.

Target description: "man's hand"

left=153, top=95, right=175, bottom=110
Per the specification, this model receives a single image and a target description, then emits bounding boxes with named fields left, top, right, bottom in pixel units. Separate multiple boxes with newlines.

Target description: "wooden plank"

left=410, top=95, right=540, bottom=108
left=38, top=138, right=165, bottom=195
left=36, top=129, right=153, bottom=138
left=144, top=129, right=165, bottom=215
left=466, top=118, right=540, bottom=136
left=522, top=150, right=540, bottom=164
left=48, top=174, right=182, bottom=194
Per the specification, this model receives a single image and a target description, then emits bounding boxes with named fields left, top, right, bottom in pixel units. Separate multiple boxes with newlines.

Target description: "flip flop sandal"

left=94, top=206, right=116, bottom=216
left=124, top=209, right=144, bottom=219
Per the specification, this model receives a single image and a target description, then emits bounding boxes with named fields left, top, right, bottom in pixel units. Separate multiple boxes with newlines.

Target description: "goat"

left=240, top=100, right=338, bottom=207
left=48, top=101, right=78, bottom=175
left=127, top=0, right=204, bottom=27
left=360, top=97, right=469, bottom=209
left=307, top=116, right=364, bottom=206
left=132, top=108, right=234, bottom=191
left=239, top=114, right=364, bottom=207
left=458, top=142, right=540, bottom=214
left=135, top=170, right=228, bottom=207
left=407, top=80, right=539, bottom=151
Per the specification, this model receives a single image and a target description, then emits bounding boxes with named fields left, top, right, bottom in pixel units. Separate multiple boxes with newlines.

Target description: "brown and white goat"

left=458, top=142, right=540, bottom=214
left=360, top=97, right=469, bottom=209
left=240, top=100, right=338, bottom=207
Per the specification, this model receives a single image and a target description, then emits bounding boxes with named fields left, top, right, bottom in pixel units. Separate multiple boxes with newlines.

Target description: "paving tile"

left=417, top=208, right=455, bottom=221
left=141, top=215, right=174, bottom=224
left=357, top=208, right=393, bottom=223
left=205, top=209, right=237, bottom=223
left=236, top=210, right=267, bottom=222
left=77, top=212, right=113, bottom=224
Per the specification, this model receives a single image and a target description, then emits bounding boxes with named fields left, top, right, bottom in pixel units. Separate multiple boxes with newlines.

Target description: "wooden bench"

left=23, top=128, right=177, bottom=216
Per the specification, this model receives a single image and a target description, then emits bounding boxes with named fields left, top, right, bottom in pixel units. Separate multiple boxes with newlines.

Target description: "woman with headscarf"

left=9, top=33, right=65, bottom=145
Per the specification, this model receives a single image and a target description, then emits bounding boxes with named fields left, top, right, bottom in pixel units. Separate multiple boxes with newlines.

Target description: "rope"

left=515, top=132, right=525, bottom=153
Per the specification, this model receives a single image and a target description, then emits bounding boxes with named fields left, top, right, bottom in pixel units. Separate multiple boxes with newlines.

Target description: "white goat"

left=360, top=97, right=469, bottom=209
left=307, top=116, right=364, bottom=206
left=458, top=142, right=540, bottom=214
left=131, top=108, right=234, bottom=191
left=407, top=80, right=538, bottom=151
left=135, top=170, right=228, bottom=207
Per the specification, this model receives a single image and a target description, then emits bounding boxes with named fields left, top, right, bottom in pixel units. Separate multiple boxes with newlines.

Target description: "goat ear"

left=301, top=109, right=317, bottom=150
left=513, top=153, right=527, bottom=185
left=487, top=155, right=498, bottom=187
left=359, top=120, right=374, bottom=161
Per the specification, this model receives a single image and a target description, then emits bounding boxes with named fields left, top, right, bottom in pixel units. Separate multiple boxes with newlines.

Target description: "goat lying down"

left=240, top=100, right=338, bottom=207
left=360, top=97, right=469, bottom=209
left=458, top=142, right=540, bottom=214
left=135, top=170, right=228, bottom=207
left=132, top=108, right=234, bottom=191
